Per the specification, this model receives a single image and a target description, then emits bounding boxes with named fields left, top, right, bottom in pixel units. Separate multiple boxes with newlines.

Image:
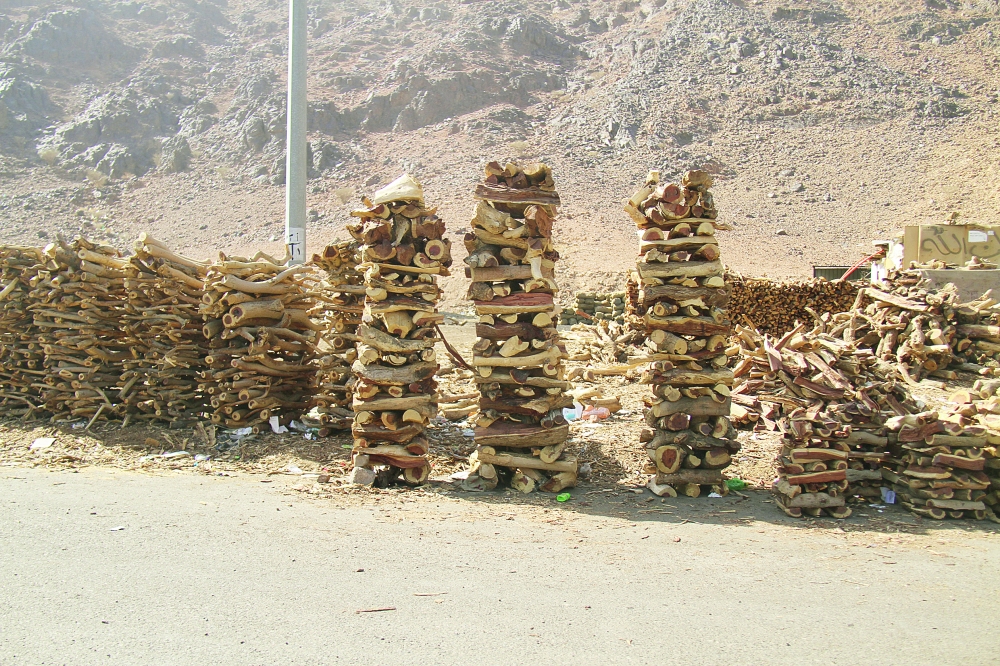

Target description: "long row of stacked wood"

left=305, top=241, right=364, bottom=434
left=726, top=273, right=860, bottom=336
left=200, top=251, right=322, bottom=429
left=626, top=170, right=738, bottom=498
left=462, top=161, right=577, bottom=494
left=0, top=246, right=44, bottom=417
left=120, top=234, right=210, bottom=425
left=346, top=175, right=447, bottom=486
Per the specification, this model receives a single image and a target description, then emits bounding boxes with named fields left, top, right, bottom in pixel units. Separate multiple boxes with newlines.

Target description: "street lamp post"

left=284, top=0, right=307, bottom=264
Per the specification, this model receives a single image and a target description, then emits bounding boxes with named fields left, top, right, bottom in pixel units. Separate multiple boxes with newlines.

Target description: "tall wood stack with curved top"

left=0, top=246, right=45, bottom=417
left=462, top=161, right=576, bottom=494
left=627, top=170, right=738, bottom=498
left=120, top=234, right=209, bottom=424
left=305, top=241, right=365, bottom=434
left=199, top=251, right=323, bottom=429
left=347, top=175, right=449, bottom=486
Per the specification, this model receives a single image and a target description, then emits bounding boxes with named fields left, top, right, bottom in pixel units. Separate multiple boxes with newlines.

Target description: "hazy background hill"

left=1, top=0, right=998, bottom=307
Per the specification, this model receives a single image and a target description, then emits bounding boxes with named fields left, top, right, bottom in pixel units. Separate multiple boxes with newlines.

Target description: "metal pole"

left=284, top=0, right=307, bottom=265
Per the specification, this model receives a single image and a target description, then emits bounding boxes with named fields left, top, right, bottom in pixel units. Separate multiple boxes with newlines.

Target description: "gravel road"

left=2, top=467, right=997, bottom=665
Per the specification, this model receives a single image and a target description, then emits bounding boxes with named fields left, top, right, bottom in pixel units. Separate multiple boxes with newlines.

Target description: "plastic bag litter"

left=30, top=437, right=55, bottom=450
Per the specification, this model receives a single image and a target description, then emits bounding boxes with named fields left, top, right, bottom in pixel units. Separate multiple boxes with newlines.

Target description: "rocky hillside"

left=1, top=0, right=999, bottom=307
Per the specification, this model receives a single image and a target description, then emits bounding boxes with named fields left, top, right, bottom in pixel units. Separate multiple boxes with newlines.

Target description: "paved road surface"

left=2, top=467, right=997, bottom=665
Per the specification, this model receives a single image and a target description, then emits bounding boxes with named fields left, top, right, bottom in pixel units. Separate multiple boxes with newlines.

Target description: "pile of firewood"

left=564, top=320, right=635, bottom=366
left=626, top=169, right=738, bottom=498
left=829, top=400, right=891, bottom=503
left=732, top=322, right=911, bottom=514
left=0, top=246, right=45, bottom=417
left=952, top=290, right=1000, bottom=376
left=461, top=161, right=577, bottom=494
left=120, top=234, right=209, bottom=424
left=346, top=174, right=447, bottom=486
left=849, top=271, right=959, bottom=384
left=726, top=274, right=860, bottom=336
left=305, top=241, right=364, bottom=434
left=882, top=409, right=989, bottom=520
left=731, top=323, right=910, bottom=427
left=200, top=250, right=322, bottom=429
left=771, top=409, right=853, bottom=518
left=947, top=385, right=1000, bottom=520
left=30, top=237, right=131, bottom=422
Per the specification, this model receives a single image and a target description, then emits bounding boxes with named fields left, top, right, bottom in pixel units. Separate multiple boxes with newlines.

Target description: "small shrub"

left=85, top=169, right=109, bottom=188
left=333, top=187, right=355, bottom=204
left=510, top=140, right=530, bottom=155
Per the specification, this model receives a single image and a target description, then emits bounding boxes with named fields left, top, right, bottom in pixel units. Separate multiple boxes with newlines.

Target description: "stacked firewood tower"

left=463, top=161, right=577, bottom=494
left=627, top=170, right=738, bottom=498
left=347, top=175, right=448, bottom=486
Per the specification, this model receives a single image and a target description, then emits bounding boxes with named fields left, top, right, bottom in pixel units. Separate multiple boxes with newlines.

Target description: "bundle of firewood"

left=828, top=400, right=891, bottom=502
left=346, top=174, right=448, bottom=486
left=952, top=290, right=1000, bottom=376
left=30, top=237, right=131, bottom=422
left=849, top=271, right=959, bottom=384
left=731, top=318, right=897, bottom=516
left=946, top=387, right=1000, bottom=520
left=882, top=409, right=989, bottom=520
left=0, top=246, right=45, bottom=417
left=461, top=161, right=577, bottom=494
left=731, top=323, right=912, bottom=427
left=726, top=274, right=860, bottom=336
left=771, top=409, right=853, bottom=518
left=120, top=234, right=210, bottom=424
left=626, top=169, right=738, bottom=498
left=304, top=241, right=365, bottom=434
left=200, top=250, right=322, bottom=429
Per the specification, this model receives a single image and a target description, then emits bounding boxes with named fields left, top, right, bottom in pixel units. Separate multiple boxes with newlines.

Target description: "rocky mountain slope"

left=1, top=0, right=999, bottom=308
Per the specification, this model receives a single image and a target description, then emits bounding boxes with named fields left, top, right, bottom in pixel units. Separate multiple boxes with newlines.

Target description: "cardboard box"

left=902, top=224, right=1000, bottom=266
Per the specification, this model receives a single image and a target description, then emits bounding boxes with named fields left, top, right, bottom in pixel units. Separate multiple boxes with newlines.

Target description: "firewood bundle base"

left=31, top=237, right=131, bottom=422
left=348, top=175, right=448, bottom=486
left=628, top=169, right=737, bottom=498
left=200, top=250, right=322, bottom=429
left=463, top=161, right=576, bottom=494
left=121, top=234, right=209, bottom=425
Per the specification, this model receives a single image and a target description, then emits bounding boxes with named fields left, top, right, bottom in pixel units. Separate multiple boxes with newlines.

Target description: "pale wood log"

left=474, top=422, right=569, bottom=448
left=655, top=469, right=723, bottom=485
left=637, top=260, right=722, bottom=280
left=476, top=448, right=577, bottom=473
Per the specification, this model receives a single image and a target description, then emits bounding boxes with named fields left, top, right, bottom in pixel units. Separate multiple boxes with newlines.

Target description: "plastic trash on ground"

left=725, top=478, right=747, bottom=491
